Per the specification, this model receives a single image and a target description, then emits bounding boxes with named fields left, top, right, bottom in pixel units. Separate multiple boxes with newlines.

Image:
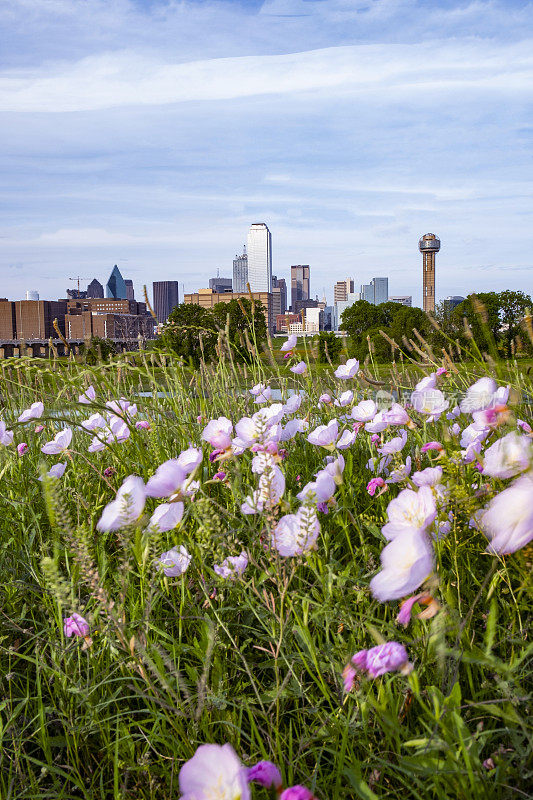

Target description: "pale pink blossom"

left=378, top=429, right=407, bottom=455
left=78, top=385, right=96, bottom=404
left=18, top=401, right=44, bottom=423
left=384, top=403, right=409, bottom=425
left=88, top=436, right=106, bottom=453
left=97, top=475, right=146, bottom=532
left=334, top=359, right=359, bottom=379
left=202, top=417, right=233, bottom=450
left=146, top=460, right=186, bottom=498
left=479, top=473, right=533, bottom=554
left=283, top=394, right=302, bottom=414
left=517, top=418, right=532, bottom=435
left=0, top=421, right=14, bottom=446
left=17, top=442, right=28, bottom=456
left=271, top=506, right=320, bottom=556
left=64, top=613, right=90, bottom=638
left=280, top=334, right=297, bottom=352
left=324, top=453, right=345, bottom=483
left=412, top=466, right=443, bottom=487
left=334, top=390, right=353, bottom=407
left=41, top=427, right=72, bottom=454
left=214, top=551, right=248, bottom=579
left=81, top=413, right=107, bottom=431
left=460, top=377, right=501, bottom=414
left=370, top=528, right=434, bottom=601
left=146, top=502, right=184, bottom=532
left=351, top=399, right=377, bottom=423
left=179, top=743, right=250, bottom=800
left=367, top=477, right=386, bottom=496
left=386, top=456, right=412, bottom=484
left=39, top=462, right=67, bottom=480
left=319, top=393, right=333, bottom=405
left=290, top=361, right=307, bottom=375
left=297, top=471, right=336, bottom=504
left=280, top=418, right=308, bottom=441
left=177, top=447, right=203, bottom=474
left=307, top=419, right=338, bottom=448
left=410, top=388, right=449, bottom=417
left=364, top=411, right=389, bottom=434
left=241, top=466, right=285, bottom=514
left=337, top=428, right=356, bottom=449
left=135, top=420, right=151, bottom=430
left=382, top=486, right=437, bottom=540
left=421, top=441, right=443, bottom=453
left=482, top=431, right=531, bottom=479
left=414, top=374, right=437, bottom=392
left=34, top=424, right=44, bottom=433
left=157, top=545, right=191, bottom=577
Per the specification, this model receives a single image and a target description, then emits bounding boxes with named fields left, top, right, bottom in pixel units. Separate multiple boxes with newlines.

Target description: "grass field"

left=0, top=342, right=531, bottom=799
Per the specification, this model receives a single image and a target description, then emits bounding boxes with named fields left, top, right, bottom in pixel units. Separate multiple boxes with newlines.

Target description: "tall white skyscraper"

left=246, top=223, right=272, bottom=293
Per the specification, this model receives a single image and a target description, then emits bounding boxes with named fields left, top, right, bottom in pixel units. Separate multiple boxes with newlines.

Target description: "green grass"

left=0, top=345, right=531, bottom=799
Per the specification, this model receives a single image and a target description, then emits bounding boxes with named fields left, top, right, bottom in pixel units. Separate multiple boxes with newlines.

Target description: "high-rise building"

left=87, top=279, right=104, bottom=299
left=372, top=277, right=389, bottom=305
left=14, top=300, right=67, bottom=340
left=26, top=290, right=39, bottom=301
left=272, top=276, right=287, bottom=320
left=106, top=265, right=127, bottom=299
left=334, top=278, right=354, bottom=304
left=184, top=288, right=273, bottom=331
left=419, top=233, right=440, bottom=313
left=153, top=281, right=179, bottom=323
left=360, top=283, right=373, bottom=303
left=209, top=277, right=232, bottom=293
left=443, top=295, right=465, bottom=311
left=125, top=279, right=135, bottom=301
left=304, top=306, right=322, bottom=332
left=389, top=295, right=412, bottom=307
left=233, top=246, right=248, bottom=293
left=290, top=265, right=310, bottom=309
left=246, top=223, right=272, bottom=293
left=66, top=289, right=87, bottom=300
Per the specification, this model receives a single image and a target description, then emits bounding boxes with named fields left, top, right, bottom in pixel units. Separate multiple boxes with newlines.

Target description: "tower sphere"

left=419, top=233, right=441, bottom=252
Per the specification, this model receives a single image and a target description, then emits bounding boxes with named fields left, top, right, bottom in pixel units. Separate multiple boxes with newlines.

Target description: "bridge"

left=0, top=335, right=149, bottom=359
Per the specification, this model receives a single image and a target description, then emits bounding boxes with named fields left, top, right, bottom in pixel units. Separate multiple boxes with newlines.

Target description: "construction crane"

left=69, top=276, right=90, bottom=297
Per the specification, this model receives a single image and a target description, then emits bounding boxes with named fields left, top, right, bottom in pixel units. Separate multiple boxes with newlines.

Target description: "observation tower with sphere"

left=419, top=233, right=440, bottom=313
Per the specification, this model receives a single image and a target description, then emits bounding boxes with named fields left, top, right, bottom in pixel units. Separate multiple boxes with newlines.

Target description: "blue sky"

left=1, top=0, right=532, bottom=306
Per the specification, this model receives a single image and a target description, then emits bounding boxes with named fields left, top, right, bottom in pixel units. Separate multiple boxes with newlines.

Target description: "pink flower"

left=103, top=467, right=116, bottom=477
left=284, top=394, right=302, bottom=414
left=370, top=528, right=434, bottom=601
left=96, top=475, right=146, bottom=532
left=384, top=403, right=409, bottom=425
left=146, top=460, right=186, bottom=498
left=307, top=419, right=338, bottom=448
left=17, top=442, right=28, bottom=456
left=157, top=545, right=191, bottom=576
left=436, top=367, right=447, bottom=376
left=337, top=428, right=356, bottom=449
left=280, top=333, right=297, bottom=352
left=247, top=760, right=282, bottom=790
left=135, top=420, right=151, bottom=430
left=334, top=358, right=359, bottom=379
left=202, top=417, right=233, bottom=450
left=319, top=393, right=333, bottom=404
left=146, top=502, right=184, bottom=532
left=0, top=421, right=14, bottom=446
left=214, top=471, right=226, bottom=481
left=179, top=743, right=250, bottom=800
left=397, top=593, right=428, bottom=626
left=250, top=383, right=272, bottom=404
left=18, top=401, right=44, bottom=423
left=482, top=431, right=531, bottom=479
left=352, top=399, right=377, bottom=422
left=367, top=477, right=386, bottom=496
left=382, top=486, right=437, bottom=540
left=34, top=424, right=44, bottom=433
left=343, top=664, right=357, bottom=692
left=517, top=418, right=532, bottom=435
left=271, top=506, right=320, bottom=556
left=214, top=551, right=248, bottom=579
left=365, top=642, right=412, bottom=677
left=334, top=390, right=353, bottom=407
left=41, top=427, right=72, bottom=455
left=421, top=441, right=443, bottom=453
left=81, top=413, right=107, bottom=431
left=480, top=473, right=533, bottom=554
left=280, top=786, right=316, bottom=800
left=78, top=385, right=96, bottom=404
left=365, top=411, right=389, bottom=434
left=290, top=361, right=307, bottom=375
left=39, top=462, right=66, bottom=480
left=64, top=613, right=89, bottom=638
left=297, top=471, right=336, bottom=504
left=378, top=429, right=407, bottom=455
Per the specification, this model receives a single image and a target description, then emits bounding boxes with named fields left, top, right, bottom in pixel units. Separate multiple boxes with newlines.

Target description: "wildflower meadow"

left=0, top=328, right=531, bottom=799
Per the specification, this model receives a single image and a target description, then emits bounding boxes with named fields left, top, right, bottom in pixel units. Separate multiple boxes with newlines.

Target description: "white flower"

left=283, top=394, right=302, bottom=414
left=41, top=427, right=72, bottom=454
left=460, top=377, right=498, bottom=414
left=337, top=429, right=357, bottom=450
left=0, top=421, right=14, bottom=446
left=411, top=388, right=449, bottom=417
left=97, top=476, right=146, bottom=532
left=290, top=361, right=307, bottom=375
left=480, top=473, right=533, bottom=554
left=412, top=466, right=443, bottom=487
left=158, top=545, right=192, bottom=577
left=334, top=359, right=359, bottom=379
left=250, top=384, right=271, bottom=403
left=482, top=432, right=531, bottom=479
left=334, top=390, right=353, bottom=407
left=78, top=385, right=96, bottom=404
left=382, top=486, right=437, bottom=540
left=370, top=528, right=434, bottom=601
left=177, top=447, right=203, bottom=474
left=364, top=411, right=389, bottom=434
left=81, top=413, right=107, bottom=431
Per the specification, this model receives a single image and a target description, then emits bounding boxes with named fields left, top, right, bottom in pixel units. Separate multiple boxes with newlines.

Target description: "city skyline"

left=0, top=1, right=532, bottom=305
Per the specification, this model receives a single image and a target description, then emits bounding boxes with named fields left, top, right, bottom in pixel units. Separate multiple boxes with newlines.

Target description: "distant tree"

left=316, top=332, right=342, bottom=364
left=340, top=300, right=386, bottom=339
left=498, top=290, right=533, bottom=356
left=81, top=337, right=116, bottom=365
left=453, top=292, right=501, bottom=354
left=162, top=304, right=218, bottom=366
left=212, top=298, right=267, bottom=361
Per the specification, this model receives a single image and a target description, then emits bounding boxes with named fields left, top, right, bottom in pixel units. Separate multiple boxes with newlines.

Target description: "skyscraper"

left=290, top=265, right=310, bottom=310
left=246, top=223, right=272, bottom=293
left=272, top=276, right=287, bottom=319
left=106, top=265, right=127, bottom=299
left=334, top=278, right=354, bottom=303
left=209, top=277, right=232, bottom=293
left=125, top=279, right=135, bottom=301
left=372, top=277, right=389, bottom=305
left=87, top=279, right=104, bottom=299
left=153, top=281, right=179, bottom=323
left=233, top=246, right=248, bottom=293
left=419, top=233, right=440, bottom=313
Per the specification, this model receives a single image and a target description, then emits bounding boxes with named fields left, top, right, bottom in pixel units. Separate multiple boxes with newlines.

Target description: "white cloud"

left=1, top=38, right=532, bottom=113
